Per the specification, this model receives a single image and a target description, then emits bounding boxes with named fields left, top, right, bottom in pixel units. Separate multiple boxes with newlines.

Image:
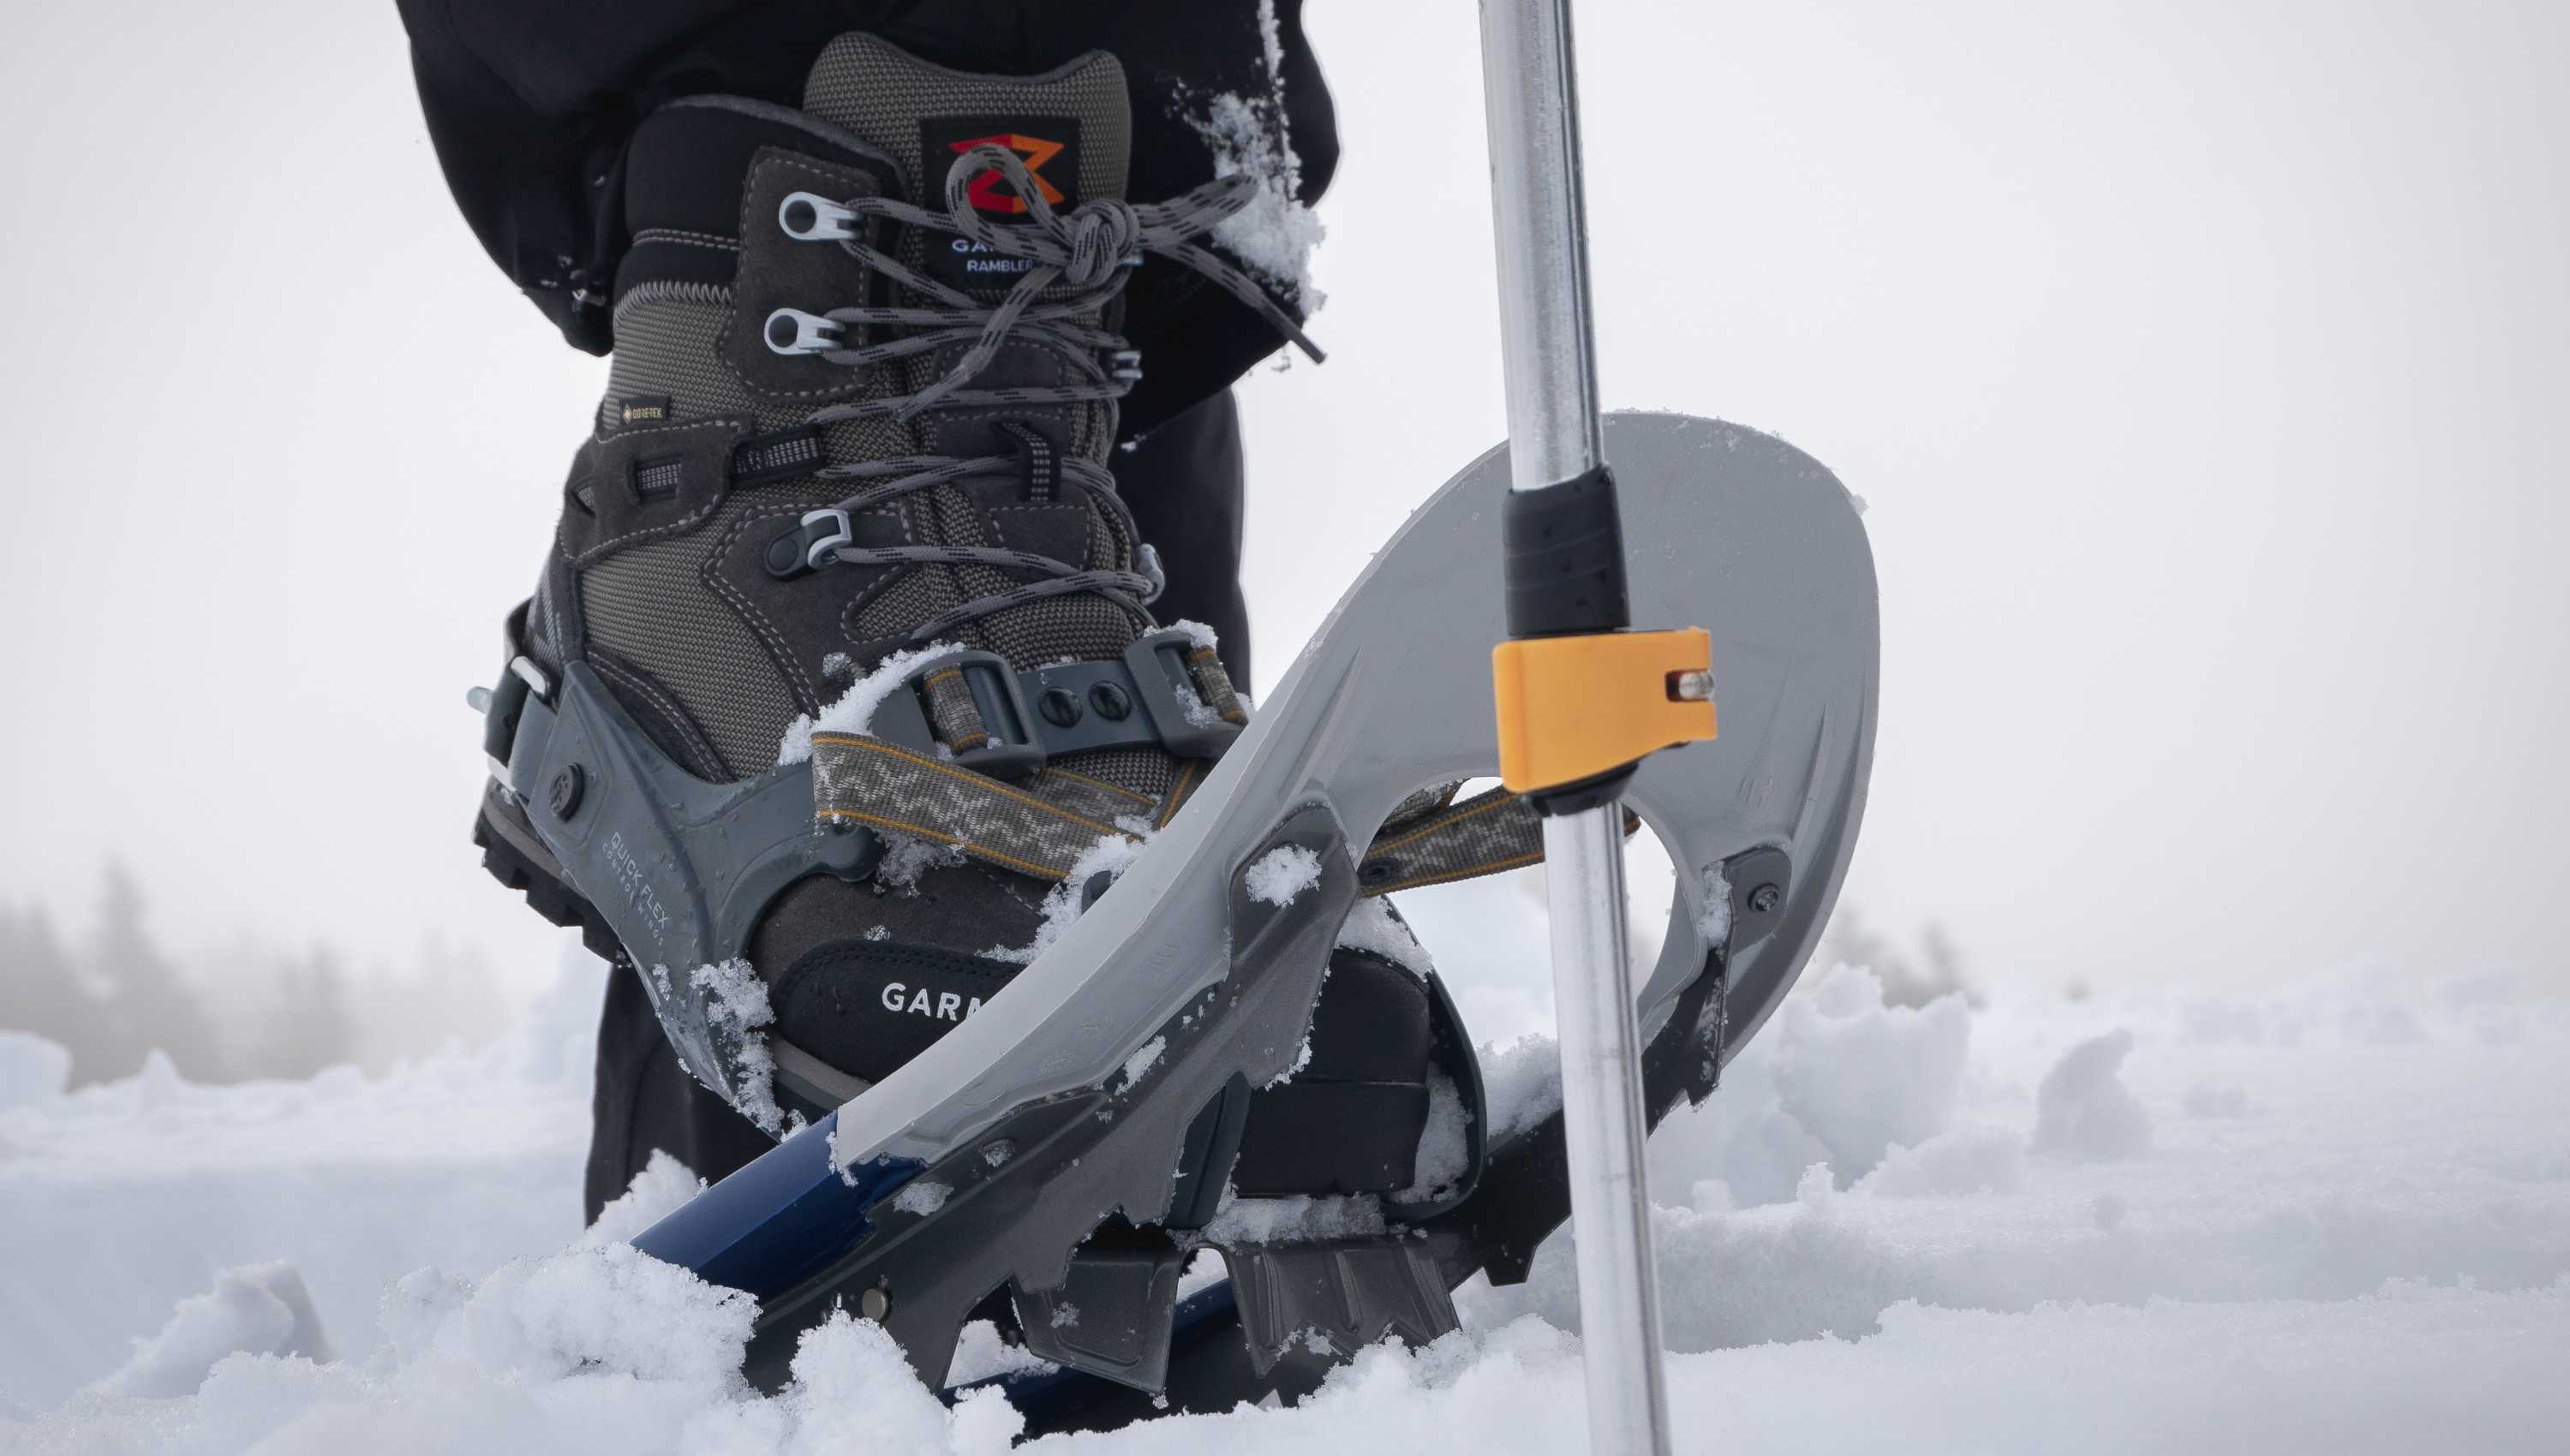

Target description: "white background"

left=0, top=0, right=2562, bottom=1005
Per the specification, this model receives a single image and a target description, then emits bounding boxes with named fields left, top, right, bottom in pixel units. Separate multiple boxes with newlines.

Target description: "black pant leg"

left=1115, top=388, right=1253, bottom=690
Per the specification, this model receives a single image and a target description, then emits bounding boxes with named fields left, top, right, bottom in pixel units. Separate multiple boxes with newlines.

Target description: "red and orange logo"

left=947, top=133, right=1068, bottom=214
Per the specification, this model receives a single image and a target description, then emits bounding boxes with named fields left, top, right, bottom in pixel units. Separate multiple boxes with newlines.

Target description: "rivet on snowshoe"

left=1039, top=686, right=1085, bottom=728
left=858, top=1286, right=891, bottom=1322
left=1088, top=682, right=1133, bottom=720
left=547, top=765, right=584, bottom=820
left=1749, top=882, right=1781, bottom=913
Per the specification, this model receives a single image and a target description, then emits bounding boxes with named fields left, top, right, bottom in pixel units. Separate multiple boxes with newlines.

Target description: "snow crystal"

left=2031, top=1029, right=2153, bottom=1161
left=873, top=832, right=969, bottom=896
left=981, top=831, right=1147, bottom=965
left=1118, top=1036, right=1167, bottom=1092
left=1396, top=1071, right=1473, bottom=1203
left=1335, top=896, right=1434, bottom=978
left=84, top=1262, right=332, bottom=1399
left=1166, top=618, right=1222, bottom=653
left=1245, top=844, right=1324, bottom=907
left=1049, top=1302, right=1079, bottom=1329
left=774, top=641, right=968, bottom=766
left=1253, top=0, right=1284, bottom=81
left=691, top=958, right=785, bottom=1136
left=1194, top=93, right=1324, bottom=311
left=891, top=1179, right=951, bottom=1216
left=862, top=923, right=892, bottom=942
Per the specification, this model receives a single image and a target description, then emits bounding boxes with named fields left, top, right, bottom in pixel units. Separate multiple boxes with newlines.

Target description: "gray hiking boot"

left=474, top=33, right=1435, bottom=1193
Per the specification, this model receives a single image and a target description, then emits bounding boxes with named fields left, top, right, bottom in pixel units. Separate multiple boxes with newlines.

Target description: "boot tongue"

left=801, top=33, right=1132, bottom=295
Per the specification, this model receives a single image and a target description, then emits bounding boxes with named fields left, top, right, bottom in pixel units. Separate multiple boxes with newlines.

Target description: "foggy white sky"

left=0, top=0, right=2562, bottom=1005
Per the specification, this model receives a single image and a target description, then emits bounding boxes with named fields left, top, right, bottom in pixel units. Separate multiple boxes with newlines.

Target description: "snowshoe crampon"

left=473, top=410, right=1875, bottom=1429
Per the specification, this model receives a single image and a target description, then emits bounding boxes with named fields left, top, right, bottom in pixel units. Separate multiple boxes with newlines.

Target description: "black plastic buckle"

left=867, top=650, right=1047, bottom=780
left=480, top=656, right=551, bottom=778
left=938, top=653, right=1046, bottom=779
left=1125, top=630, right=1243, bottom=760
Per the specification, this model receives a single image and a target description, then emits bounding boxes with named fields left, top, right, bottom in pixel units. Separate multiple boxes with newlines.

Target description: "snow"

left=873, top=832, right=968, bottom=895
left=0, top=1026, right=71, bottom=1109
left=774, top=641, right=967, bottom=767
left=1479, top=1034, right=1563, bottom=1143
left=1194, top=93, right=1324, bottom=312
left=1165, top=618, right=1222, bottom=654
left=1693, top=863, right=1733, bottom=946
left=1244, top=845, right=1324, bottom=907
left=980, top=832, right=1148, bottom=968
left=8, top=909, right=2570, bottom=1452
left=1202, top=1192, right=1390, bottom=1246
left=1334, top=897, right=1432, bottom=978
left=1396, top=1071, right=1473, bottom=1204
left=891, top=1179, right=952, bottom=1217
left=1118, top=1036, right=1167, bottom=1092
left=2029, top=1028, right=2153, bottom=1161
left=86, top=1262, right=332, bottom=1399
left=690, top=958, right=785, bottom=1136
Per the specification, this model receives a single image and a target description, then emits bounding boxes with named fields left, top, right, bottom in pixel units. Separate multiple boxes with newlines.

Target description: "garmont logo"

left=881, top=982, right=984, bottom=1023
left=947, top=133, right=1067, bottom=214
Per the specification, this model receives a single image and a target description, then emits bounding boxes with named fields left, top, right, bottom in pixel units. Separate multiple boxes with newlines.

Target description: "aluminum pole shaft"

left=1480, top=0, right=1605, bottom=491
left=1540, top=809, right=1676, bottom=1456
left=1479, top=1, right=1676, bottom=1453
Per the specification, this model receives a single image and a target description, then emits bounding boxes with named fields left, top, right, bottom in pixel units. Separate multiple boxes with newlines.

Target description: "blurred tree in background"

left=0, top=862, right=505, bottom=1087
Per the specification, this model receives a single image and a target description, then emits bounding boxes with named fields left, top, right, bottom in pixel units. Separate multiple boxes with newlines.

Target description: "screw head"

left=1749, top=883, right=1782, bottom=914
left=1038, top=686, right=1085, bottom=728
left=548, top=764, right=585, bottom=820
left=1088, top=682, right=1133, bottom=720
left=858, top=1286, right=891, bottom=1322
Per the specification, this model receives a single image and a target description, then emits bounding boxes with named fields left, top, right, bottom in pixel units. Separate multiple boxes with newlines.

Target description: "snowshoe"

left=480, top=406, right=1875, bottom=1421
left=467, top=27, right=1874, bottom=1433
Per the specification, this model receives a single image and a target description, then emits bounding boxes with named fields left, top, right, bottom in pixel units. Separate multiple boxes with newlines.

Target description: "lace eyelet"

left=764, top=308, right=846, bottom=356
left=778, top=191, right=862, bottom=242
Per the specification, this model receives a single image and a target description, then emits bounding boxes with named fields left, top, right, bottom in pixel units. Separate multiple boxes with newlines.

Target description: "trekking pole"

left=1481, top=2, right=1715, bottom=1452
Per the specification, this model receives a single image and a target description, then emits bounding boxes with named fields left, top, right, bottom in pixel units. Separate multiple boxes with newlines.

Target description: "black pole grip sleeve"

left=1502, top=464, right=1631, bottom=639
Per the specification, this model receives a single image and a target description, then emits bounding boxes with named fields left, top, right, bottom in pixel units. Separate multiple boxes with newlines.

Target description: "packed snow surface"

left=6, top=915, right=2568, bottom=1452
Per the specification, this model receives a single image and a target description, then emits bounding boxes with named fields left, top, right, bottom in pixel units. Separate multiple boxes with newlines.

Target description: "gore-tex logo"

left=948, top=133, right=1067, bottom=214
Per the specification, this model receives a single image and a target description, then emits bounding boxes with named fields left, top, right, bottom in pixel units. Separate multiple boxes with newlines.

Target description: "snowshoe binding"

left=469, top=30, right=1878, bottom=1435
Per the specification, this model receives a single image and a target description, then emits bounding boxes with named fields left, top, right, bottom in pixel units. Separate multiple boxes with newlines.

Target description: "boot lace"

left=765, top=144, right=1321, bottom=646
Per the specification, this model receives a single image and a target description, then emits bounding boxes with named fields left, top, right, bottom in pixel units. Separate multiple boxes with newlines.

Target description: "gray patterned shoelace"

left=768, top=144, right=1322, bottom=645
